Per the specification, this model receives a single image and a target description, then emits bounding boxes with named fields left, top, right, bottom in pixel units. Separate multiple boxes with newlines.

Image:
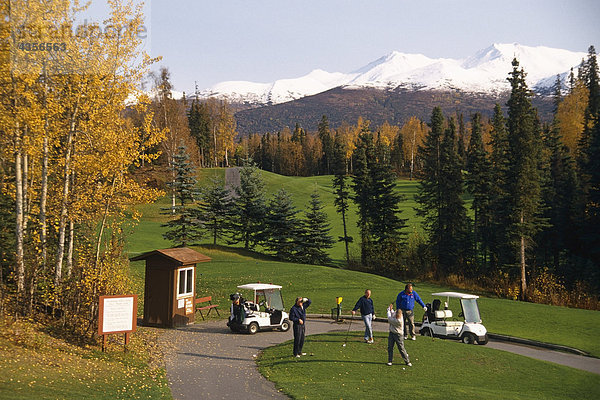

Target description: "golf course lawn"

left=257, top=332, right=599, bottom=400
left=129, top=245, right=600, bottom=357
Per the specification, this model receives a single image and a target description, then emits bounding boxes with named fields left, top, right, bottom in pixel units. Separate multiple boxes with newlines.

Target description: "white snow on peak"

left=197, top=43, right=587, bottom=104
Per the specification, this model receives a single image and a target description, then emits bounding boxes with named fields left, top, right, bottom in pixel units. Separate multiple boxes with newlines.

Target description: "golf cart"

left=420, top=292, right=488, bottom=345
left=227, top=283, right=291, bottom=334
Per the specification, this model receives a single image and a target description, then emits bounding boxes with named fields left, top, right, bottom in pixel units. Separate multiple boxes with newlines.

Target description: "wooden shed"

left=131, top=247, right=211, bottom=328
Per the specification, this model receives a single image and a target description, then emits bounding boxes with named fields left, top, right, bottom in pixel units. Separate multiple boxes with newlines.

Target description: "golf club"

left=342, top=314, right=353, bottom=347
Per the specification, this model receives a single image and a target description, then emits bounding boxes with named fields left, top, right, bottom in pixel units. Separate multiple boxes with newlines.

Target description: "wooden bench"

left=195, top=296, right=220, bottom=320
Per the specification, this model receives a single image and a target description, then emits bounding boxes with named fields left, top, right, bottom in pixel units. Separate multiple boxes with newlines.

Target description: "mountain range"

left=197, top=43, right=586, bottom=106
left=185, top=43, right=587, bottom=134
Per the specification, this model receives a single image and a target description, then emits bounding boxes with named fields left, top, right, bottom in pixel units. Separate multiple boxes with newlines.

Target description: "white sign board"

left=99, top=295, right=137, bottom=335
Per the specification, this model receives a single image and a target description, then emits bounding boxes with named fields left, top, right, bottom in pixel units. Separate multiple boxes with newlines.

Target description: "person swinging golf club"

left=289, top=296, right=311, bottom=357
left=351, top=289, right=375, bottom=343
left=386, top=304, right=411, bottom=367
left=396, top=283, right=427, bottom=340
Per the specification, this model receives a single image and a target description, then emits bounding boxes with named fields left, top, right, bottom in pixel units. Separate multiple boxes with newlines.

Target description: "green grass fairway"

left=130, top=245, right=600, bottom=357
left=257, top=332, right=600, bottom=400
left=130, top=168, right=424, bottom=262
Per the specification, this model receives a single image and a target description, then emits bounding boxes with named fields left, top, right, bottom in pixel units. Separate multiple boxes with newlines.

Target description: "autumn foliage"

left=0, top=0, right=163, bottom=337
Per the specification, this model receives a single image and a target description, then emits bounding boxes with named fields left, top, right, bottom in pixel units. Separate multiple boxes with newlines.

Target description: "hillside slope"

left=234, top=86, right=554, bottom=135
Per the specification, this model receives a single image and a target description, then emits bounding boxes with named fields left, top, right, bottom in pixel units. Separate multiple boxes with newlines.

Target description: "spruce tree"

left=578, top=46, right=600, bottom=271
left=457, top=113, right=467, bottom=166
left=505, top=58, right=547, bottom=300
left=538, top=123, right=580, bottom=275
left=583, top=120, right=600, bottom=272
left=264, top=189, right=303, bottom=261
left=371, top=135, right=407, bottom=246
left=318, top=115, right=334, bottom=174
left=352, top=125, right=376, bottom=265
left=438, top=118, right=471, bottom=274
left=552, top=75, right=563, bottom=114
left=198, top=175, right=234, bottom=245
left=161, top=145, right=203, bottom=247
left=301, top=190, right=334, bottom=265
left=466, top=113, right=493, bottom=273
left=415, top=107, right=445, bottom=276
left=229, top=160, right=267, bottom=250
left=352, top=125, right=407, bottom=270
left=188, top=99, right=211, bottom=167
left=584, top=46, right=600, bottom=124
left=332, top=134, right=353, bottom=264
left=488, top=104, right=512, bottom=270
left=390, top=132, right=405, bottom=175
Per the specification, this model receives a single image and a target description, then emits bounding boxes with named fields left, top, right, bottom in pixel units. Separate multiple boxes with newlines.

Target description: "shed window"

left=177, top=267, right=194, bottom=297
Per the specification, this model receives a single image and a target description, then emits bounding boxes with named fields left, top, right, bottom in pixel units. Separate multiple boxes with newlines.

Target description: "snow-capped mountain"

left=198, top=43, right=586, bottom=105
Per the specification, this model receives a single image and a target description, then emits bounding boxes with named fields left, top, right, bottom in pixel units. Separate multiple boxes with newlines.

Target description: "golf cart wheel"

left=477, top=334, right=489, bottom=345
left=420, top=327, right=433, bottom=337
left=461, top=332, right=476, bottom=344
left=248, top=322, right=259, bottom=335
left=280, top=319, right=290, bottom=332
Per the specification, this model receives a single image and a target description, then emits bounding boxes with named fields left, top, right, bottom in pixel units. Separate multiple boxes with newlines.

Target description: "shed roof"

left=130, top=247, right=211, bottom=265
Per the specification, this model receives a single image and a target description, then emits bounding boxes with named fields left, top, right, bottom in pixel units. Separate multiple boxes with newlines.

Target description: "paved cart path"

left=160, top=319, right=600, bottom=399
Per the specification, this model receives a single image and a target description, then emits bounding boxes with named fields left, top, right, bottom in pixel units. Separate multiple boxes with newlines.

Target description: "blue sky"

left=86, top=0, right=600, bottom=92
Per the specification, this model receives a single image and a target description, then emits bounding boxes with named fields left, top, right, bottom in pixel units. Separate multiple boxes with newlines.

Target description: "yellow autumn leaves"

left=0, top=1, right=163, bottom=333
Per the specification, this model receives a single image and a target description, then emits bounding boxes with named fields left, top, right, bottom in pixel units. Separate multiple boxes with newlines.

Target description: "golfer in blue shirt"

left=395, top=283, right=427, bottom=340
left=352, top=289, right=375, bottom=343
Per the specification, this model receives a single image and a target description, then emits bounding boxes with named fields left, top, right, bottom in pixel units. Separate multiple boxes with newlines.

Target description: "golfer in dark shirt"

left=289, top=296, right=311, bottom=357
left=352, top=289, right=375, bottom=343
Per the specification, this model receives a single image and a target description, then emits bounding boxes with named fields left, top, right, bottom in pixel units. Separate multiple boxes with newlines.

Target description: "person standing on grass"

left=289, top=296, right=311, bottom=357
left=396, top=283, right=427, bottom=340
left=351, top=289, right=375, bottom=343
left=386, top=304, right=411, bottom=366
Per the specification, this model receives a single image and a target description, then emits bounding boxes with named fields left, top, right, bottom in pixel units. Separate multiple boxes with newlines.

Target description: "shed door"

left=146, top=268, right=171, bottom=325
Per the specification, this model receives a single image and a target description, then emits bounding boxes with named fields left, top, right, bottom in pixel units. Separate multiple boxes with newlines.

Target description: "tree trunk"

left=95, top=176, right=117, bottom=271
left=55, top=108, right=78, bottom=287
left=22, top=151, right=29, bottom=234
left=15, top=122, right=25, bottom=295
left=474, top=207, right=479, bottom=267
left=171, top=155, right=176, bottom=214
left=520, top=214, right=527, bottom=301
left=341, top=207, right=350, bottom=265
left=40, top=67, right=49, bottom=273
left=213, top=126, right=218, bottom=167
left=39, top=133, right=48, bottom=268
left=66, top=220, right=74, bottom=277
left=410, top=129, right=416, bottom=180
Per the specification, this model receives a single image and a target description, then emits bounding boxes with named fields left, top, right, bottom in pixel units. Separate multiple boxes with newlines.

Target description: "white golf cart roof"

left=237, top=283, right=282, bottom=291
left=432, top=291, right=479, bottom=299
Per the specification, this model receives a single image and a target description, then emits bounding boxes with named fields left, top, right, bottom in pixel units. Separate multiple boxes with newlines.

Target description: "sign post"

left=98, top=295, right=138, bottom=352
